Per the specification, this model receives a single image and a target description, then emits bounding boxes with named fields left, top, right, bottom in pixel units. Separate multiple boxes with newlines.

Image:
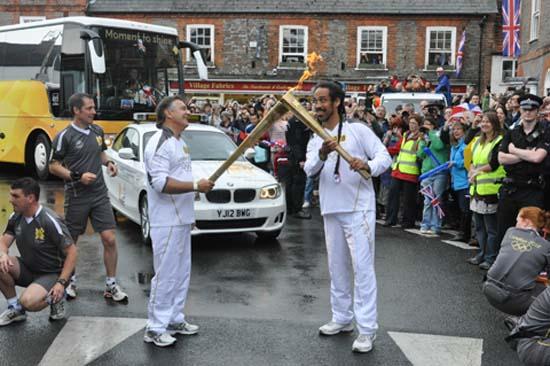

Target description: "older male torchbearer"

left=304, top=80, right=392, bottom=353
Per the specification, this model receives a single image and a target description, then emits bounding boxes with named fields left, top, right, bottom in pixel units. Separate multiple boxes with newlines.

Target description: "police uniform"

left=144, top=127, right=195, bottom=334
left=496, top=95, right=550, bottom=251
left=304, top=120, right=392, bottom=336
left=482, top=227, right=549, bottom=316
left=51, top=123, right=116, bottom=240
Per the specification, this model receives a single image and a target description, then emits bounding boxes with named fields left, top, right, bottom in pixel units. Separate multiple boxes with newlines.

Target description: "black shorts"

left=64, top=193, right=116, bottom=240
left=15, top=258, right=59, bottom=292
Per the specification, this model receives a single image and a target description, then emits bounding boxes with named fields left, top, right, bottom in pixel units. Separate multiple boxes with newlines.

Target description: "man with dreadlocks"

left=304, top=80, right=391, bottom=353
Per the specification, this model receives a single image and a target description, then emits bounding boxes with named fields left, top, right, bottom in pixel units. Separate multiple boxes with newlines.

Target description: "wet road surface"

left=0, top=167, right=521, bottom=365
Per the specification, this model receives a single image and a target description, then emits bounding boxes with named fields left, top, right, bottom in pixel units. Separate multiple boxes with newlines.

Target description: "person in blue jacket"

left=449, top=121, right=471, bottom=242
left=435, top=67, right=452, bottom=107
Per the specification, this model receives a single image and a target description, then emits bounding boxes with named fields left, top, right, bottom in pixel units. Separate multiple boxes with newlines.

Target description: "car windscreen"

left=143, top=130, right=244, bottom=161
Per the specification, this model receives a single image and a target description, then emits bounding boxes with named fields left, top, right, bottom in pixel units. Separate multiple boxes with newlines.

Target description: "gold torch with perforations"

left=209, top=52, right=370, bottom=182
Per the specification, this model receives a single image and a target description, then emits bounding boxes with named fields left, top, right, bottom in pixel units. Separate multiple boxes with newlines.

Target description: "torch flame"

left=290, top=52, right=324, bottom=92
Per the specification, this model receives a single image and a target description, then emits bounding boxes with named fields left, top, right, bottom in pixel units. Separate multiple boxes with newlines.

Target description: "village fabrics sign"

left=177, top=80, right=466, bottom=94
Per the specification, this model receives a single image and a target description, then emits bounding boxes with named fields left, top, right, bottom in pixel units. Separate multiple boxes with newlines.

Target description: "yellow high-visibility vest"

left=469, top=135, right=506, bottom=196
left=392, top=132, right=420, bottom=175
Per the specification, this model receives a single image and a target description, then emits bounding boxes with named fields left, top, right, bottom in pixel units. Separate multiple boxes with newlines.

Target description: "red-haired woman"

left=483, top=206, right=550, bottom=316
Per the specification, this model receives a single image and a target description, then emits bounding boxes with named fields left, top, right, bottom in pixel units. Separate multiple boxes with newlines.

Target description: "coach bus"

left=0, top=16, right=207, bottom=179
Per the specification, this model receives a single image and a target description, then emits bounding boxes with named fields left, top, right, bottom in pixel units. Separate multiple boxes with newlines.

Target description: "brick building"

left=1, top=0, right=501, bottom=102
left=517, top=0, right=550, bottom=96
left=0, top=0, right=86, bottom=24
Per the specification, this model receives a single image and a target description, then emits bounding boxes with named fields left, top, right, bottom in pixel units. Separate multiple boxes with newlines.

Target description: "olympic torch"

left=279, top=93, right=371, bottom=180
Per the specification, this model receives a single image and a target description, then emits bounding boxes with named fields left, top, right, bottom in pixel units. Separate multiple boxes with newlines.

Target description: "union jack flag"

left=455, top=30, right=466, bottom=77
left=419, top=184, right=445, bottom=219
left=502, top=0, right=521, bottom=58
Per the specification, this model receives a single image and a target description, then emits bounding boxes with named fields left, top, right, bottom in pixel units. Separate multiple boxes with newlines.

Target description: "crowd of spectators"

left=186, top=74, right=550, bottom=363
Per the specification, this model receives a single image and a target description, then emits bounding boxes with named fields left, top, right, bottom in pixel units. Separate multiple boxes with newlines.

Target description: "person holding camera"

left=417, top=117, right=450, bottom=235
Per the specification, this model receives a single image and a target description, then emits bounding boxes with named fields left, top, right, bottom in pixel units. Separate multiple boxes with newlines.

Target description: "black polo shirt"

left=50, top=123, right=108, bottom=197
left=499, top=121, right=550, bottom=180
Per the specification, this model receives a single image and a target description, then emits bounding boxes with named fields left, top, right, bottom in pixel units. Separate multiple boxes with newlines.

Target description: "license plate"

left=216, top=208, right=253, bottom=219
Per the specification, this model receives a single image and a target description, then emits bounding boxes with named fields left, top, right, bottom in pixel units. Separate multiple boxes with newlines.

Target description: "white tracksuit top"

left=304, top=121, right=392, bottom=215
left=144, top=127, right=195, bottom=227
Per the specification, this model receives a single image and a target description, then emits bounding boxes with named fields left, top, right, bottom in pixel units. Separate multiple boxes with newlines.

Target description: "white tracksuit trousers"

left=146, top=225, right=191, bottom=333
left=323, top=210, right=378, bottom=335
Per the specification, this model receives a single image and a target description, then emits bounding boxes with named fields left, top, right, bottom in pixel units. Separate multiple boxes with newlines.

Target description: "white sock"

left=7, top=297, right=20, bottom=310
left=106, top=277, right=116, bottom=287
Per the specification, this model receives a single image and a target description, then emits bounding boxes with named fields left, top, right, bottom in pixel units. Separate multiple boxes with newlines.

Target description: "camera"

left=419, top=126, right=429, bottom=134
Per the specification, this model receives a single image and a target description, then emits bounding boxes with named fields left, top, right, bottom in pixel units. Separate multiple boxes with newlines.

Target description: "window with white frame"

left=19, top=16, right=46, bottom=24
left=357, top=26, right=387, bottom=67
left=425, top=27, right=456, bottom=67
left=502, top=59, right=518, bottom=80
left=279, top=26, right=308, bottom=65
left=186, top=25, right=214, bottom=64
left=530, top=0, right=540, bottom=41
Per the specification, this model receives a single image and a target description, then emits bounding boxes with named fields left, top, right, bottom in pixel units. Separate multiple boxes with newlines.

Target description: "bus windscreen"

left=93, top=27, right=180, bottom=120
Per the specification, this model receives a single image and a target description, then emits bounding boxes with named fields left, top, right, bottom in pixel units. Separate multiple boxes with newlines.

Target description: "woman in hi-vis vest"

left=384, top=114, right=423, bottom=229
left=467, top=111, right=506, bottom=270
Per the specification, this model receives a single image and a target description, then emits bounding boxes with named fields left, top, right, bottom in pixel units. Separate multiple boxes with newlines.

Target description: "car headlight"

left=260, top=184, right=281, bottom=199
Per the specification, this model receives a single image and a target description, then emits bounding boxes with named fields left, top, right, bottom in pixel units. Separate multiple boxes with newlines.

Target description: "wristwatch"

left=70, top=170, right=82, bottom=182
left=56, top=278, right=68, bottom=287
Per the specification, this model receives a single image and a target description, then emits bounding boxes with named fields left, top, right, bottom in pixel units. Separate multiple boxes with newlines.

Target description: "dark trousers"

left=496, top=186, right=544, bottom=254
left=386, top=177, right=418, bottom=227
left=453, top=188, right=471, bottom=239
left=280, top=164, right=306, bottom=215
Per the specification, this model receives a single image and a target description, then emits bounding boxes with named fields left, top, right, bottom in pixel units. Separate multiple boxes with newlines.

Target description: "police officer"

left=497, top=94, right=550, bottom=255
left=0, top=178, right=76, bottom=325
left=49, top=93, right=128, bottom=302
left=143, top=96, right=214, bottom=347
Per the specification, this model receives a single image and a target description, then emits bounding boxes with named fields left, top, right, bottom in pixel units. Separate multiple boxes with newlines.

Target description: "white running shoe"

left=49, top=299, right=65, bottom=321
left=319, top=321, right=354, bottom=335
left=420, top=227, right=430, bottom=234
left=0, top=306, right=26, bottom=326
left=167, top=321, right=199, bottom=335
left=104, top=284, right=128, bottom=302
left=302, top=201, right=311, bottom=209
left=352, top=333, right=376, bottom=353
left=143, top=331, right=176, bottom=347
left=65, top=283, right=77, bottom=299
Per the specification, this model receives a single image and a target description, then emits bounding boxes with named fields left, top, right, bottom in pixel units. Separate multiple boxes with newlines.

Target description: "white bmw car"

left=103, top=122, right=286, bottom=244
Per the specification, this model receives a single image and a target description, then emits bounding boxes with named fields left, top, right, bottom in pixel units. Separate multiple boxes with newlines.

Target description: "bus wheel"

left=31, top=133, right=51, bottom=180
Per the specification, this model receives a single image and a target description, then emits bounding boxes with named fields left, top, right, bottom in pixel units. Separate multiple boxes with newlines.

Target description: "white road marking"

left=441, top=240, right=477, bottom=250
left=404, top=228, right=439, bottom=237
left=388, top=331, right=483, bottom=366
left=39, top=316, right=145, bottom=366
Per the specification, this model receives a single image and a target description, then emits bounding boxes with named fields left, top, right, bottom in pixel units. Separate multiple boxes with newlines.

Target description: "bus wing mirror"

left=80, top=30, right=106, bottom=74
left=179, top=41, right=208, bottom=80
